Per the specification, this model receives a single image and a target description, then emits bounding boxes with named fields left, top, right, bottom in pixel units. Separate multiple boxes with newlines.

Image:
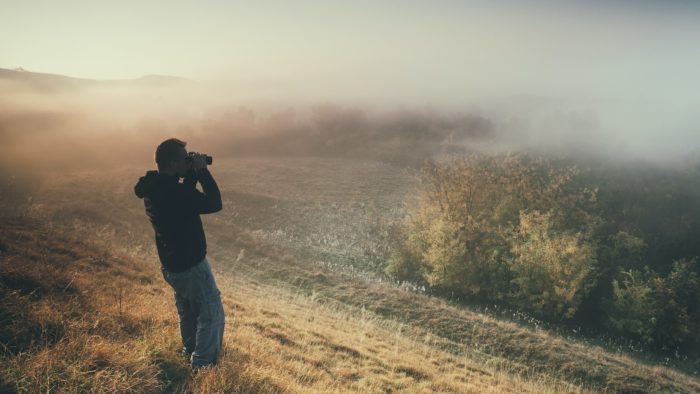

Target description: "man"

left=134, top=138, right=225, bottom=369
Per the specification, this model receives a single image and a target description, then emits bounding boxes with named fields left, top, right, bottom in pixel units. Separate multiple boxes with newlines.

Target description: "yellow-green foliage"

left=650, top=259, right=700, bottom=348
left=392, top=152, right=600, bottom=317
left=608, top=260, right=700, bottom=350
left=385, top=247, right=425, bottom=284
left=607, top=269, right=657, bottom=343
left=408, top=202, right=471, bottom=289
left=510, top=210, right=597, bottom=319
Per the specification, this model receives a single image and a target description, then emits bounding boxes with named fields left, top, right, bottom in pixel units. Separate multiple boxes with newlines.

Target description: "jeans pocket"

left=195, top=291, right=224, bottom=325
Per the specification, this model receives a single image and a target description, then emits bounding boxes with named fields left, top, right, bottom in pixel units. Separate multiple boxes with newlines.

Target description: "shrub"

left=606, top=269, right=658, bottom=344
left=606, top=259, right=700, bottom=353
left=649, top=258, right=700, bottom=351
left=387, top=150, right=700, bottom=352
left=391, top=152, right=600, bottom=305
left=384, top=247, right=426, bottom=285
left=509, top=210, right=598, bottom=319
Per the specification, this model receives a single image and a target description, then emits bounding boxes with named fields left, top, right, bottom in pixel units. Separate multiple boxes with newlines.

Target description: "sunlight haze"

left=1, top=0, right=699, bottom=159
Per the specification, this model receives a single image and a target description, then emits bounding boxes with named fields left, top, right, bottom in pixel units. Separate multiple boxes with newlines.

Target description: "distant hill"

left=0, top=67, right=192, bottom=92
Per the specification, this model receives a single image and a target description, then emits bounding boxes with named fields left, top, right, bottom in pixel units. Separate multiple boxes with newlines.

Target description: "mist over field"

left=1, top=2, right=699, bottom=175
left=2, top=67, right=698, bottom=178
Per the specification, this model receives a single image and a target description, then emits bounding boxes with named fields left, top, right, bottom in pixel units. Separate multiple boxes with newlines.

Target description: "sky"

left=1, top=1, right=698, bottom=96
left=1, top=0, right=699, bottom=158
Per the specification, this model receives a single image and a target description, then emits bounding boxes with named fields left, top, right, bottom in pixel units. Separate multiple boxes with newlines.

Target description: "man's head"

left=155, top=138, right=189, bottom=177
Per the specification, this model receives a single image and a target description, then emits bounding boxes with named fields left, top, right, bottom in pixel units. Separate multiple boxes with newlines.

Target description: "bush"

left=606, top=259, right=700, bottom=352
left=606, top=269, right=658, bottom=344
left=391, top=152, right=599, bottom=305
left=386, top=151, right=700, bottom=354
left=509, top=210, right=598, bottom=319
left=649, top=258, right=700, bottom=351
left=384, top=247, right=426, bottom=285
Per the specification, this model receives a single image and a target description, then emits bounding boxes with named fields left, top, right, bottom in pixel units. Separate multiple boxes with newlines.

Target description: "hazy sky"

left=2, top=1, right=698, bottom=100
left=2, top=0, right=699, bottom=158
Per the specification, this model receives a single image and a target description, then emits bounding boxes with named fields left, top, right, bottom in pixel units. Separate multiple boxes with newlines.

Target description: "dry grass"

left=2, top=158, right=700, bottom=393
left=0, top=217, right=175, bottom=393
left=0, top=216, right=590, bottom=393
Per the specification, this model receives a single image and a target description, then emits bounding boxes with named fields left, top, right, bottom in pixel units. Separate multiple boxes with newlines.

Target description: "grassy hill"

left=0, top=216, right=590, bottom=393
left=2, top=157, right=700, bottom=393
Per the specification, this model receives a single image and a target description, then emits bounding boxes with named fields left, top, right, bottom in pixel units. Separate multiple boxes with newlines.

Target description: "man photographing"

left=134, top=138, right=225, bottom=369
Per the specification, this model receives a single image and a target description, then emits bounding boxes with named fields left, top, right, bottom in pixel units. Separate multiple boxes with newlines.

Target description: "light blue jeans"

left=161, top=258, right=225, bottom=367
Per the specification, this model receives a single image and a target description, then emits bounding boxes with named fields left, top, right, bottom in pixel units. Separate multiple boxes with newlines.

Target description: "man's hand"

left=190, top=152, right=208, bottom=171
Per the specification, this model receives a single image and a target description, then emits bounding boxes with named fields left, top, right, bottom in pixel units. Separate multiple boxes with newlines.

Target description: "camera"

left=185, top=152, right=213, bottom=165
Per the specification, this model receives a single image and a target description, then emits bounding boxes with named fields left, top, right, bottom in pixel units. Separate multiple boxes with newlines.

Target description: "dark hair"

left=155, top=138, right=187, bottom=168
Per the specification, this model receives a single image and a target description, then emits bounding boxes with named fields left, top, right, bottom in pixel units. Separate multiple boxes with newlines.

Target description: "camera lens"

left=184, top=153, right=212, bottom=165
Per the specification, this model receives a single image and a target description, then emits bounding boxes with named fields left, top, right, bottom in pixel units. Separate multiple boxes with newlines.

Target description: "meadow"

left=2, top=156, right=699, bottom=392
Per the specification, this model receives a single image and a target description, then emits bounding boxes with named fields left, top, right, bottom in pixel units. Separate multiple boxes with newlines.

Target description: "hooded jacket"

left=134, top=168, right=222, bottom=273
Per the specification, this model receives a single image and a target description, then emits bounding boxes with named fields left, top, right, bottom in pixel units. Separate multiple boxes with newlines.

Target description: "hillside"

left=0, top=67, right=191, bottom=92
left=1, top=215, right=593, bottom=393
left=2, top=158, right=700, bottom=393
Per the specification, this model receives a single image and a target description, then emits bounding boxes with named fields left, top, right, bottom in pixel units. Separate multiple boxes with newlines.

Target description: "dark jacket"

left=134, top=168, right=222, bottom=273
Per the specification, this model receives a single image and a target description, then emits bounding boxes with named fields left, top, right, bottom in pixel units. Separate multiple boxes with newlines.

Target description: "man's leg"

left=162, top=268, right=197, bottom=357
left=190, top=259, right=225, bottom=368
left=175, top=292, right=197, bottom=356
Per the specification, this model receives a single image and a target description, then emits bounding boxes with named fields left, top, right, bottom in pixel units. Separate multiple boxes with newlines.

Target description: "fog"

left=1, top=75, right=697, bottom=176
left=1, top=1, right=699, bottom=177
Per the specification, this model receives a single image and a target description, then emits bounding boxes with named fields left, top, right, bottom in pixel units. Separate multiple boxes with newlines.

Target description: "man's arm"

left=188, top=168, right=222, bottom=214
